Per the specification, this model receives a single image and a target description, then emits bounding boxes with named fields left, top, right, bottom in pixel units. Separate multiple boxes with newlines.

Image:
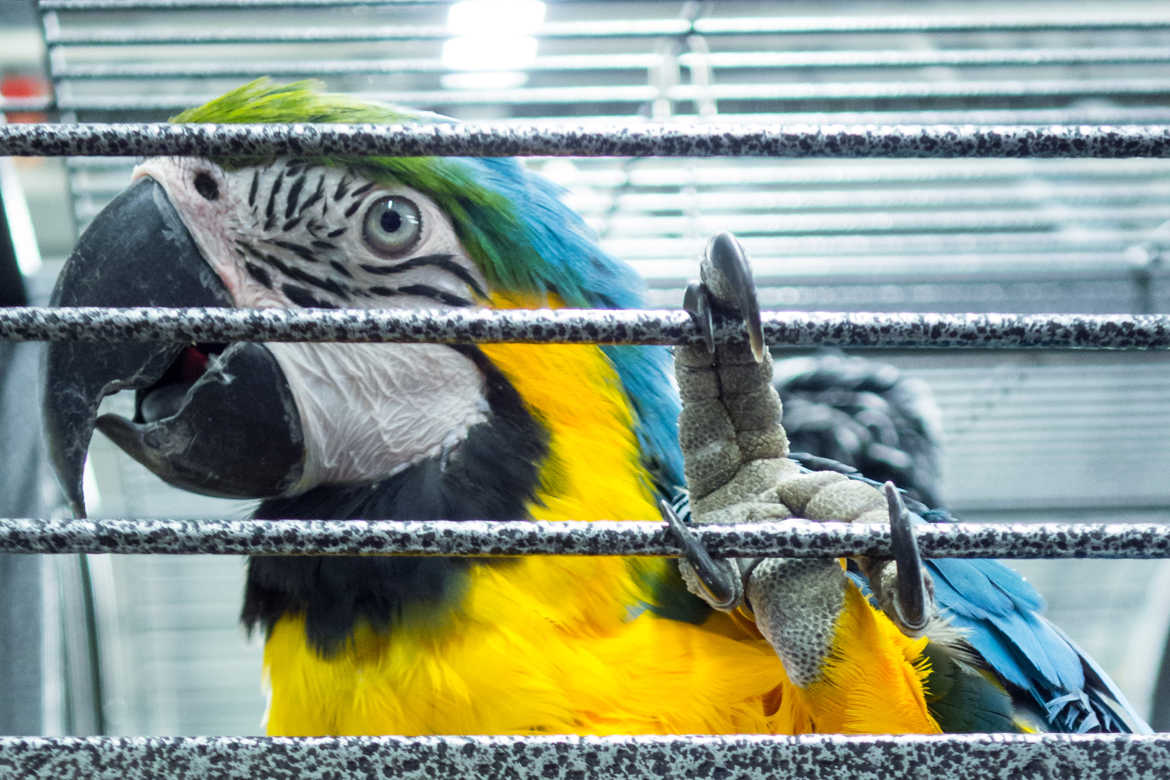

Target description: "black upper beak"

left=43, top=177, right=305, bottom=516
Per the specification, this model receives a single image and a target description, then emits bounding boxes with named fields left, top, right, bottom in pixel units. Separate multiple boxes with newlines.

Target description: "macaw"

left=41, top=79, right=1147, bottom=737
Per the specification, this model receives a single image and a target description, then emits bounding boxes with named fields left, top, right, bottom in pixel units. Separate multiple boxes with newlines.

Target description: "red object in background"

left=1, top=73, right=49, bottom=123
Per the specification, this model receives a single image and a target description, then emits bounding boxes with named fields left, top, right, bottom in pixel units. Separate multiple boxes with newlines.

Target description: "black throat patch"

left=241, top=346, right=548, bottom=656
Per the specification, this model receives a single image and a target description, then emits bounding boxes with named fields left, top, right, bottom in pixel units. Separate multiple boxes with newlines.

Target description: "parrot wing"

left=788, top=450, right=1150, bottom=733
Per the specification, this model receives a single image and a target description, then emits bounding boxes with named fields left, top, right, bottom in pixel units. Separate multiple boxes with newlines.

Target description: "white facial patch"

left=269, top=341, right=489, bottom=491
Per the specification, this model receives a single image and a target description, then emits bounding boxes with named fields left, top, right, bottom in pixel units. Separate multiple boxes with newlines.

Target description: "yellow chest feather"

left=261, top=339, right=936, bottom=736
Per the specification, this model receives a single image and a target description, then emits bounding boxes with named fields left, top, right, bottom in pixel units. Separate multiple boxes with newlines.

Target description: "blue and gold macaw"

left=41, top=79, right=1147, bottom=736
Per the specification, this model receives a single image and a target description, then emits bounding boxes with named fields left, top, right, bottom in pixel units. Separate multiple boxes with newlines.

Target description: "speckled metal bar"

left=3, top=307, right=1170, bottom=349
left=2, top=734, right=1170, bottom=779
left=2, top=518, right=1169, bottom=558
left=3, top=122, right=1170, bottom=158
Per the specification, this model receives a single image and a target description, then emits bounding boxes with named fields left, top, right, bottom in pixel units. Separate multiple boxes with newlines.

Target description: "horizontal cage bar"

left=3, top=308, right=1170, bottom=350
left=4, top=123, right=1170, bottom=159
left=2, top=518, right=1168, bottom=558
left=2, top=733, right=1169, bottom=779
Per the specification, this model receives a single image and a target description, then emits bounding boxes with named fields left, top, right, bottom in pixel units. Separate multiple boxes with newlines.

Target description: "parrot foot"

left=672, top=230, right=936, bottom=673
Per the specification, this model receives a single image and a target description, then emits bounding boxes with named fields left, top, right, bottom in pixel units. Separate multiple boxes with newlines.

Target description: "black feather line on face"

left=285, top=171, right=307, bottom=220
left=264, top=169, right=284, bottom=232
left=298, top=174, right=326, bottom=218
left=282, top=283, right=336, bottom=309
left=245, top=261, right=273, bottom=289
left=266, top=238, right=321, bottom=265
left=241, top=345, right=548, bottom=656
left=397, top=284, right=475, bottom=308
left=248, top=169, right=259, bottom=209
left=241, top=242, right=349, bottom=299
left=360, top=253, right=488, bottom=300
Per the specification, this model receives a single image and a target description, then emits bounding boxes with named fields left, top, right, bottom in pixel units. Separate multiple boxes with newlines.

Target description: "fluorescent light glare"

left=442, top=34, right=538, bottom=72
left=447, top=0, right=546, bottom=35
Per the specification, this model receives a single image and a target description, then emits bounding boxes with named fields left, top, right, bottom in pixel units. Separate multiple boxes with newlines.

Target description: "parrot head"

left=43, top=79, right=681, bottom=517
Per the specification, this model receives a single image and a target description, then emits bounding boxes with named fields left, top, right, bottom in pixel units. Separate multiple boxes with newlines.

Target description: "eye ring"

left=361, top=196, right=423, bottom=257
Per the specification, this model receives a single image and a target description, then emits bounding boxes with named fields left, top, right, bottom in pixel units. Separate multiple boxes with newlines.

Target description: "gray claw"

left=884, top=482, right=931, bottom=635
left=660, top=498, right=742, bottom=611
left=683, top=281, right=716, bottom=356
left=705, top=232, right=765, bottom=363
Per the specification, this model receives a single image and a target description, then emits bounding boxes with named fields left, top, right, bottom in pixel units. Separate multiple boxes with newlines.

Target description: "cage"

left=3, top=0, right=1170, bottom=775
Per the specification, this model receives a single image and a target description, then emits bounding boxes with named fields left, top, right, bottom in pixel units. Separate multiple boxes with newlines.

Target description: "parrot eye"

left=362, top=196, right=423, bottom=257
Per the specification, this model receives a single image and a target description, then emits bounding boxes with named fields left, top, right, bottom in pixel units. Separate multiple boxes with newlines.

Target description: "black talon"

left=884, top=482, right=930, bottom=634
left=660, top=499, right=741, bottom=611
left=683, top=281, right=716, bottom=356
left=706, top=232, right=765, bottom=363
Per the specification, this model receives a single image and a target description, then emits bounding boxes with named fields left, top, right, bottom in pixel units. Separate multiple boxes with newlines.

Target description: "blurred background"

left=3, top=0, right=1170, bottom=736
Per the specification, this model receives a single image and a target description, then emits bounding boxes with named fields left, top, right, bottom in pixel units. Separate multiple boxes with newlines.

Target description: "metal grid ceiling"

left=13, top=0, right=1170, bottom=738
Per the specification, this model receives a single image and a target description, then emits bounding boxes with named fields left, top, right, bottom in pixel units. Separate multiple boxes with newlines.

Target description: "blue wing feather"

left=931, top=559, right=1083, bottom=694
